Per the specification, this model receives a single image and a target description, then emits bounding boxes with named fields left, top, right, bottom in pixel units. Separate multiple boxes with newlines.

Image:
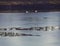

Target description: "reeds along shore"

left=0, top=26, right=60, bottom=31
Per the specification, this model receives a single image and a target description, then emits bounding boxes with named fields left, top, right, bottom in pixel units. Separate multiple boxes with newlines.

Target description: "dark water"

left=0, top=12, right=60, bottom=46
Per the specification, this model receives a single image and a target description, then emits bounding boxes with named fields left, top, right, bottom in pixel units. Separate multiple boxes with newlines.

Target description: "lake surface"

left=0, top=12, right=60, bottom=46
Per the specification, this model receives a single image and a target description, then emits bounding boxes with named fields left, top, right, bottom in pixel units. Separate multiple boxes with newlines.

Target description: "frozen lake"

left=0, top=12, right=60, bottom=46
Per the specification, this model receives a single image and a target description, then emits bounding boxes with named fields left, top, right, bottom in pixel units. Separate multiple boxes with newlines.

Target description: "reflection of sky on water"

left=0, top=12, right=60, bottom=27
left=0, top=12, right=60, bottom=46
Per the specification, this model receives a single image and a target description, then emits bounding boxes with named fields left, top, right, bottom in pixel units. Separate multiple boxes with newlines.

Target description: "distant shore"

left=0, top=4, right=60, bottom=12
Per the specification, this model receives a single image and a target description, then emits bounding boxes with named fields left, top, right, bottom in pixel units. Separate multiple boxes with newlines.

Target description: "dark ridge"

left=0, top=4, right=60, bottom=12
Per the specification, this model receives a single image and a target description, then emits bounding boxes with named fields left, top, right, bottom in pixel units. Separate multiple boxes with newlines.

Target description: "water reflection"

left=0, top=12, right=60, bottom=46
